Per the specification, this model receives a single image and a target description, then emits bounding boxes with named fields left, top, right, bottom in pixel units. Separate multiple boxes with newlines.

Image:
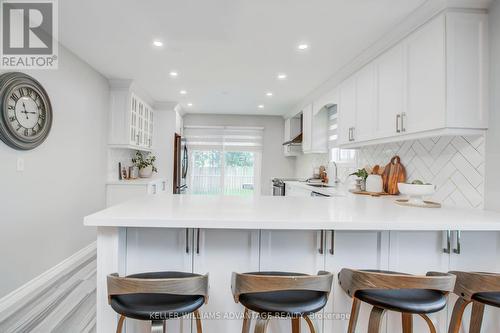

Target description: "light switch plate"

left=16, top=157, right=24, bottom=172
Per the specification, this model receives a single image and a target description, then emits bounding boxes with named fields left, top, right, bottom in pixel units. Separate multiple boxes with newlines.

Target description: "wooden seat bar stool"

left=448, top=271, right=500, bottom=333
left=338, top=269, right=456, bottom=333
left=231, top=271, right=334, bottom=333
left=107, top=271, right=209, bottom=333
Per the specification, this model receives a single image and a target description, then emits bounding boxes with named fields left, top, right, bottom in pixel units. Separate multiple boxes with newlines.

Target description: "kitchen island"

left=85, top=193, right=500, bottom=333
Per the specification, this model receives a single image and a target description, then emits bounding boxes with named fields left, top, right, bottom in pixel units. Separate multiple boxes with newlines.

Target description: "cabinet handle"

left=152, top=184, right=157, bottom=194
left=318, top=230, right=324, bottom=254
left=401, top=112, right=406, bottom=132
left=396, top=114, right=401, bottom=133
left=185, top=229, right=190, bottom=254
left=351, top=127, right=355, bottom=141
left=162, top=181, right=166, bottom=191
left=196, top=228, right=201, bottom=255
left=443, top=230, right=451, bottom=254
left=329, top=230, right=335, bottom=255
left=453, top=230, right=461, bottom=254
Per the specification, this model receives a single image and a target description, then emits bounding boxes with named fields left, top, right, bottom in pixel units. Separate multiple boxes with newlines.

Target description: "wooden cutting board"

left=383, top=156, right=406, bottom=195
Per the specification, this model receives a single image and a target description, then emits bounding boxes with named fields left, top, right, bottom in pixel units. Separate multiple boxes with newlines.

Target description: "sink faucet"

left=329, top=161, right=340, bottom=184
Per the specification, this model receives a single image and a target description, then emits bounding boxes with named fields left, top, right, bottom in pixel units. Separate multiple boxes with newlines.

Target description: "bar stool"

left=338, top=269, right=456, bottom=333
left=107, top=271, right=209, bottom=333
left=231, top=271, right=333, bottom=333
left=448, top=271, right=500, bottom=333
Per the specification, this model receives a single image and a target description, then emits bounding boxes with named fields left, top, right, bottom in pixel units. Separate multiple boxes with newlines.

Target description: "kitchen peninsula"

left=85, top=193, right=500, bottom=333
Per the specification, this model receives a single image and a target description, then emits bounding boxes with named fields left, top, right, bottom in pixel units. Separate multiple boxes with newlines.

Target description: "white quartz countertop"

left=84, top=193, right=500, bottom=231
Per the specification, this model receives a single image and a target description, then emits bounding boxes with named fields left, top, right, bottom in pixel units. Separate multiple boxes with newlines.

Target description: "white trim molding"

left=0, top=242, right=97, bottom=333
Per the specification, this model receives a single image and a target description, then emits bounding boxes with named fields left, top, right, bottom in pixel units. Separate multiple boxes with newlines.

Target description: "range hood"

left=282, top=133, right=302, bottom=146
left=282, top=114, right=303, bottom=146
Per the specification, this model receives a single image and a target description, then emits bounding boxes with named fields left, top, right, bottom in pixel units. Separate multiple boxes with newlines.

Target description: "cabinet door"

left=260, top=230, right=325, bottom=333
left=354, top=64, right=376, bottom=142
left=302, top=104, right=313, bottom=152
left=375, top=44, right=405, bottom=139
left=285, top=184, right=311, bottom=197
left=386, top=231, right=450, bottom=333
left=149, top=108, right=154, bottom=147
left=338, top=77, right=356, bottom=145
left=323, top=231, right=386, bottom=333
left=448, top=232, right=500, bottom=333
left=405, top=15, right=446, bottom=134
left=193, top=229, right=260, bottom=333
left=129, top=95, right=138, bottom=145
left=125, top=228, right=193, bottom=333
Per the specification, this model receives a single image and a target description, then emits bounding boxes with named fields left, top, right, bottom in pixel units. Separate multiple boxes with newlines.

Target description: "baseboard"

left=0, top=242, right=97, bottom=333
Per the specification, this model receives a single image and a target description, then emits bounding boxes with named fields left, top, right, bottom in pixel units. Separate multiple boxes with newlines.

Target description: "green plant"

left=350, top=168, right=368, bottom=181
left=132, top=151, right=158, bottom=173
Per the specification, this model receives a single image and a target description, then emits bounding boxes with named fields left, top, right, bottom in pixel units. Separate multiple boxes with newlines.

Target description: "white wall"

left=485, top=0, right=500, bottom=211
left=182, top=114, right=295, bottom=195
left=153, top=108, right=180, bottom=192
left=0, top=46, right=109, bottom=297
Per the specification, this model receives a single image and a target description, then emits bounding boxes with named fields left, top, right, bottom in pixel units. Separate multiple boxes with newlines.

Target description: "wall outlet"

left=16, top=157, right=24, bottom=172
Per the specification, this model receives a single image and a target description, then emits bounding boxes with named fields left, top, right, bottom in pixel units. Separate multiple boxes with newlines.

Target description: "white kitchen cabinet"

left=105, top=178, right=167, bottom=207
left=374, top=43, right=405, bottom=139
left=260, top=230, right=326, bottom=333
left=125, top=228, right=193, bottom=333
left=404, top=14, right=447, bottom=134
left=193, top=229, right=260, bottom=333
left=283, top=117, right=302, bottom=157
left=338, top=77, right=356, bottom=145
left=337, top=11, right=488, bottom=148
left=109, top=80, right=154, bottom=151
left=302, top=103, right=328, bottom=154
left=284, top=183, right=311, bottom=197
left=323, top=231, right=386, bottom=333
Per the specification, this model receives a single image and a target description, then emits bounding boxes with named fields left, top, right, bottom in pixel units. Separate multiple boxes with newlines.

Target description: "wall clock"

left=0, top=72, right=53, bottom=150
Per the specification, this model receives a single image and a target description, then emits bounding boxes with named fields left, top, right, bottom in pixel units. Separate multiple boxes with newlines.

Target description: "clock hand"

left=21, top=102, right=29, bottom=119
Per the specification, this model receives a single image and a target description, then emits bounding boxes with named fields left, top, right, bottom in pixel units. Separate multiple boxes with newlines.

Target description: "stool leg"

left=368, top=307, right=386, bottom=333
left=347, top=298, right=361, bottom=333
left=418, top=314, right=436, bottom=333
left=304, top=316, right=316, bottom=333
left=194, top=309, right=203, bottom=333
left=292, top=317, right=301, bottom=333
left=242, top=308, right=252, bottom=333
left=402, top=313, right=413, bottom=333
left=469, top=301, right=485, bottom=333
left=116, top=315, right=125, bottom=333
left=151, top=320, right=165, bottom=333
left=448, top=298, right=471, bottom=333
left=254, top=315, right=270, bottom=333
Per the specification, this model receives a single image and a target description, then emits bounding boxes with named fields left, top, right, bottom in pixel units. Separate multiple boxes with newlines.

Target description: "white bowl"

left=397, top=183, right=436, bottom=204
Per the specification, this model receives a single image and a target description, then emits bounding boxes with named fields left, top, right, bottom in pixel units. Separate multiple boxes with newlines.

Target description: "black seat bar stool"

left=107, top=271, right=209, bottom=333
left=231, top=271, right=333, bottom=333
left=338, top=269, right=456, bottom=333
left=448, top=271, right=500, bottom=333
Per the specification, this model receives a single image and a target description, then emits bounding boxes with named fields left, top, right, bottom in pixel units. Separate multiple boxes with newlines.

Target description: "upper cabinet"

left=109, top=81, right=154, bottom=151
left=336, top=11, right=488, bottom=148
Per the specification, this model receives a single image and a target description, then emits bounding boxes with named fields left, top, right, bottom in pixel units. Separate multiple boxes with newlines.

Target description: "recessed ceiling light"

left=277, top=73, right=287, bottom=80
left=258, top=105, right=264, bottom=109
left=187, top=103, right=193, bottom=107
left=297, top=43, right=309, bottom=50
left=180, top=90, right=187, bottom=95
left=169, top=71, right=178, bottom=77
left=266, top=92, right=273, bottom=97
left=152, top=40, right=163, bottom=47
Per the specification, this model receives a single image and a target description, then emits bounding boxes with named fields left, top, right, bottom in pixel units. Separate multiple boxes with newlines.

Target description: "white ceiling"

left=59, top=0, right=428, bottom=115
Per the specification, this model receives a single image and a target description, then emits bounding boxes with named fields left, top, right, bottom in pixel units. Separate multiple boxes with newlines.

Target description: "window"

left=184, top=126, right=263, bottom=196
left=328, top=105, right=356, bottom=165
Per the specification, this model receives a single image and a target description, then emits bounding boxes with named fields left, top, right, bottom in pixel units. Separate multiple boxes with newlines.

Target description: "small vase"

left=139, top=165, right=153, bottom=178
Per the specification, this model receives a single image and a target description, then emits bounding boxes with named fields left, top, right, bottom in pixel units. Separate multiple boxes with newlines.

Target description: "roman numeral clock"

left=0, top=72, right=53, bottom=150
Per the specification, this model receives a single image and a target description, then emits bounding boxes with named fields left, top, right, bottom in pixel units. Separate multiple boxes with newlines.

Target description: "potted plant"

left=132, top=151, right=158, bottom=178
left=350, top=168, right=369, bottom=191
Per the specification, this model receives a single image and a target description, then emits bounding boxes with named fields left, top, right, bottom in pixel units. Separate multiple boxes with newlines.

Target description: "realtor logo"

left=1, top=0, right=58, bottom=69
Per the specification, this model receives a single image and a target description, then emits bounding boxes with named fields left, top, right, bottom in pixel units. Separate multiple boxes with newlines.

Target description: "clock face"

left=0, top=73, right=52, bottom=150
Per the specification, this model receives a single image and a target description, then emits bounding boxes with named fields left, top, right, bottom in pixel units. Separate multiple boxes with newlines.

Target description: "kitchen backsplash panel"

left=357, top=135, right=485, bottom=209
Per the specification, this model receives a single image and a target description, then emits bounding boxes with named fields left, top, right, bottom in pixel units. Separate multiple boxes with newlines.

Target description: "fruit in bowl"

left=397, top=180, right=436, bottom=204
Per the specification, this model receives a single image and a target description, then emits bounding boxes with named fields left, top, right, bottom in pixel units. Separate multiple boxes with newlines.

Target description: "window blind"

left=183, top=125, right=264, bottom=152
left=327, top=105, right=338, bottom=149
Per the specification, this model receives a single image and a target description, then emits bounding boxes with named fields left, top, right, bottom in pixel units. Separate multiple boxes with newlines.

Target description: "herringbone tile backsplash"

left=357, top=135, right=486, bottom=209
